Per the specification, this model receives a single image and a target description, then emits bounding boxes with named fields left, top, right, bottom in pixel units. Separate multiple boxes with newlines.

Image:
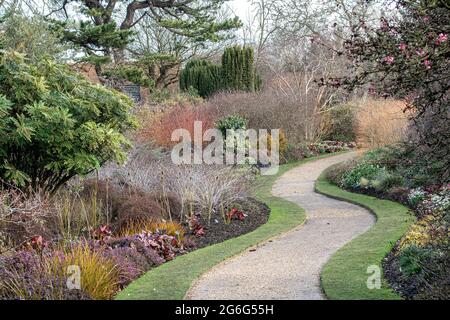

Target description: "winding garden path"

left=187, top=152, right=376, bottom=300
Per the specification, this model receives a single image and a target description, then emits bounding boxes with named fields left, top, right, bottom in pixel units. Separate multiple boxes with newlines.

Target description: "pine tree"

left=49, top=1, right=241, bottom=69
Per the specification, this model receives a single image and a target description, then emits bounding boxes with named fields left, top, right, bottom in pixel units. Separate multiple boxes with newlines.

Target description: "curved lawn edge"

left=315, top=167, right=416, bottom=300
left=115, top=153, right=339, bottom=300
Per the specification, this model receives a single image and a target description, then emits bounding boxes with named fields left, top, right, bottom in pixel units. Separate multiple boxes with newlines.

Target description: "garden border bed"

left=315, top=167, right=416, bottom=300
left=115, top=153, right=341, bottom=300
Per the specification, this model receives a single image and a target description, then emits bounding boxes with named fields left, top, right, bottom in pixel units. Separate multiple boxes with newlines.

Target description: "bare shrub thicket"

left=207, top=74, right=336, bottom=145
left=0, top=185, right=120, bottom=249
left=354, top=98, right=410, bottom=149
left=136, top=101, right=217, bottom=147
left=0, top=189, right=52, bottom=250
left=99, top=148, right=254, bottom=224
left=207, top=33, right=347, bottom=145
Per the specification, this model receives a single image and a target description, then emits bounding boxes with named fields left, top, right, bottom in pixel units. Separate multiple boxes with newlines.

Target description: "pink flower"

left=423, top=16, right=430, bottom=23
left=398, top=43, right=407, bottom=51
left=436, top=33, right=448, bottom=45
left=382, top=55, right=395, bottom=64
left=380, top=18, right=389, bottom=30
left=424, top=60, right=432, bottom=69
left=416, top=49, right=426, bottom=57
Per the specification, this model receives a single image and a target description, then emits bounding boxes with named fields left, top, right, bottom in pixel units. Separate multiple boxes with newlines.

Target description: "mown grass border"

left=116, top=154, right=340, bottom=300
left=315, top=168, right=416, bottom=300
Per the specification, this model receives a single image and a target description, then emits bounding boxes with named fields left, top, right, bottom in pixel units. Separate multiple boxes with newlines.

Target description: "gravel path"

left=186, top=153, right=375, bottom=300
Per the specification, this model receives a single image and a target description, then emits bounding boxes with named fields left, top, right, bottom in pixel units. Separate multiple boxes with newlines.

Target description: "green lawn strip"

left=116, top=153, right=338, bottom=300
left=315, top=168, right=416, bottom=300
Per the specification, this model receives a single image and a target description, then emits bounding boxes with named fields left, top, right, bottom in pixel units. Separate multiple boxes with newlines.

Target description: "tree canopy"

left=326, top=0, right=450, bottom=180
left=49, top=0, right=241, bottom=67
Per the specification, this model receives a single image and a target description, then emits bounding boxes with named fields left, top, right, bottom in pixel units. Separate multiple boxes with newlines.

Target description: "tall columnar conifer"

left=181, top=46, right=260, bottom=97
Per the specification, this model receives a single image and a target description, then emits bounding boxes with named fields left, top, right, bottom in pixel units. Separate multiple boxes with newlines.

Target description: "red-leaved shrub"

left=138, top=103, right=218, bottom=147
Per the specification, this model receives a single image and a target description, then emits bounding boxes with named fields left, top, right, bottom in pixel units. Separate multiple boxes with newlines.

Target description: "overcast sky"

left=230, top=0, right=251, bottom=19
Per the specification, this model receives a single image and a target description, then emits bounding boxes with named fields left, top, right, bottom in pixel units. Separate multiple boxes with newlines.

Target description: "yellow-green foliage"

left=360, top=177, right=370, bottom=188
left=0, top=51, right=136, bottom=192
left=63, top=245, right=122, bottom=300
left=399, top=218, right=433, bottom=250
left=0, top=245, right=121, bottom=300
left=399, top=213, right=448, bottom=250
left=118, top=220, right=186, bottom=243
left=53, top=189, right=107, bottom=243
left=101, top=64, right=154, bottom=87
left=266, top=129, right=288, bottom=160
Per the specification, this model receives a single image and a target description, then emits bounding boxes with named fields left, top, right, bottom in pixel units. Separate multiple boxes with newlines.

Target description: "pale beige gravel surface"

left=186, top=153, right=375, bottom=300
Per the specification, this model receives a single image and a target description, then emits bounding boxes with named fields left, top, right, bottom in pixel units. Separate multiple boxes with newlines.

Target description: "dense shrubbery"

left=99, top=150, right=255, bottom=226
left=101, top=64, right=155, bottom=87
left=221, top=46, right=259, bottom=92
left=0, top=223, right=190, bottom=300
left=0, top=169, right=198, bottom=299
left=324, top=98, right=409, bottom=148
left=206, top=89, right=352, bottom=146
left=330, top=143, right=447, bottom=191
left=341, top=163, right=386, bottom=190
left=0, top=249, right=92, bottom=300
left=0, top=14, right=66, bottom=62
left=137, top=102, right=217, bottom=147
left=0, top=0, right=370, bottom=302
left=179, top=60, right=223, bottom=98
left=0, top=51, right=135, bottom=192
left=353, top=98, right=409, bottom=149
left=327, top=144, right=449, bottom=299
left=324, top=103, right=357, bottom=143
left=335, top=0, right=450, bottom=182
left=215, top=114, right=248, bottom=136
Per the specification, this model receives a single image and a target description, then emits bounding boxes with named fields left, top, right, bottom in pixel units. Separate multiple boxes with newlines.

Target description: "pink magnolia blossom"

left=398, top=43, right=407, bottom=51
left=416, top=49, right=426, bottom=57
left=436, top=33, right=448, bottom=45
left=390, top=28, right=398, bottom=36
left=382, top=55, right=395, bottom=65
left=424, top=60, right=432, bottom=70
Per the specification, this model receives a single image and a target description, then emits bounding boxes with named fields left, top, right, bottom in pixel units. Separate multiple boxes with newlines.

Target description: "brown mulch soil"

left=343, top=186, right=411, bottom=208
left=189, top=198, right=270, bottom=249
left=382, top=246, right=421, bottom=300
left=383, top=244, right=450, bottom=300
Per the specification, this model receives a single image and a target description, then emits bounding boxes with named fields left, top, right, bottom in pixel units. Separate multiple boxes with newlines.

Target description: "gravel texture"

left=186, top=153, right=375, bottom=300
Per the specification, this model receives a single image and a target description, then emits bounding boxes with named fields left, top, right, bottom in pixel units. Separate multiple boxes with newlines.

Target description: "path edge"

left=115, top=153, right=345, bottom=300
left=315, top=165, right=416, bottom=300
left=184, top=219, right=307, bottom=299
